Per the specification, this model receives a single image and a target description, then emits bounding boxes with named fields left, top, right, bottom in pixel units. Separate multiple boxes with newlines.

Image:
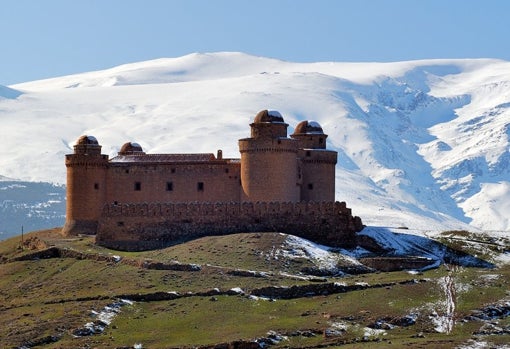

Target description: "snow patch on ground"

left=274, top=227, right=501, bottom=275
left=457, top=340, right=510, bottom=349
left=364, top=327, right=387, bottom=337
left=358, top=226, right=445, bottom=259
left=229, top=287, right=244, bottom=294
left=278, top=235, right=365, bottom=271
left=279, top=235, right=339, bottom=269
left=495, top=252, right=510, bottom=265
left=431, top=275, right=456, bottom=334
left=74, top=299, right=133, bottom=337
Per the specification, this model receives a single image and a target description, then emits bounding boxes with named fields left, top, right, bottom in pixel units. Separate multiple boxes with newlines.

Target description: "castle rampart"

left=97, top=201, right=362, bottom=251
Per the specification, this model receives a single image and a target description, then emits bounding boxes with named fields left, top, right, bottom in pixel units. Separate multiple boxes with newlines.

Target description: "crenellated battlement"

left=101, top=200, right=352, bottom=218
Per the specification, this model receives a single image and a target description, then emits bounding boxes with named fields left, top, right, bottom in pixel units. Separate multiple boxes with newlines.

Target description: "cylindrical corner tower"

left=62, top=135, right=108, bottom=236
left=291, top=120, right=337, bottom=202
left=239, top=110, right=300, bottom=202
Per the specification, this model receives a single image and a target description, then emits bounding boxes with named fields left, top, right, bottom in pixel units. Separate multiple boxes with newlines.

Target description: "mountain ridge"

left=11, top=52, right=504, bottom=90
left=1, top=52, right=509, bottom=235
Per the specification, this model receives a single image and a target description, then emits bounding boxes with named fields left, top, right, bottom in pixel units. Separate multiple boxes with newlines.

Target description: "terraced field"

left=0, top=228, right=509, bottom=348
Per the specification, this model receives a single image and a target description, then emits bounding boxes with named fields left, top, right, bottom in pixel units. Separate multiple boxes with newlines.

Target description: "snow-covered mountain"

left=1, top=52, right=509, bottom=238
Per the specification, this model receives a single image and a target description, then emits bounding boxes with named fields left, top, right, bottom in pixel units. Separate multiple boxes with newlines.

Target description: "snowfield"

left=1, top=52, right=509, bottom=236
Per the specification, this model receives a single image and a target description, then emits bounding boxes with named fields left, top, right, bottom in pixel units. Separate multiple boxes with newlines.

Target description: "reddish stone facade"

left=97, top=201, right=362, bottom=251
left=62, top=110, right=363, bottom=250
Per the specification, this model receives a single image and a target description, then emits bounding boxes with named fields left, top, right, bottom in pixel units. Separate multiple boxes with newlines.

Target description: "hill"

left=0, top=228, right=509, bottom=348
left=1, top=52, right=510, bottom=236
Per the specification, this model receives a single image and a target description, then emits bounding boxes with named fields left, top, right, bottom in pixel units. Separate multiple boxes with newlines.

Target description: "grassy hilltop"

left=0, top=228, right=509, bottom=348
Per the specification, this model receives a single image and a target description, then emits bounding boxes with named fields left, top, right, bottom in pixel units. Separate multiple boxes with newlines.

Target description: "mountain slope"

left=1, top=52, right=510, bottom=235
left=0, top=180, right=65, bottom=236
left=0, top=84, right=22, bottom=99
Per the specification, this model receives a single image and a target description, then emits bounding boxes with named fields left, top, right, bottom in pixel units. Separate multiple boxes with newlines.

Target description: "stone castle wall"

left=96, top=201, right=363, bottom=251
left=105, top=161, right=241, bottom=204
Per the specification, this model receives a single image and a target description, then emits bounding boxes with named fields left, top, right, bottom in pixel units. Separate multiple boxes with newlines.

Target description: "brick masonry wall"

left=96, top=201, right=363, bottom=251
left=239, top=137, right=300, bottom=202
left=62, top=154, right=108, bottom=236
left=105, top=162, right=241, bottom=204
left=298, top=149, right=337, bottom=202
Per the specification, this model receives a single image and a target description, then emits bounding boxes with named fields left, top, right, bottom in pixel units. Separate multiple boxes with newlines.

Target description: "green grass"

left=1, top=228, right=509, bottom=348
left=437, top=230, right=510, bottom=263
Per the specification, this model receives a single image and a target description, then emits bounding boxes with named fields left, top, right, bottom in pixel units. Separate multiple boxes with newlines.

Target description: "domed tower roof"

left=292, top=120, right=324, bottom=136
left=76, top=135, right=99, bottom=145
left=253, top=109, right=285, bottom=123
left=248, top=110, right=289, bottom=139
left=118, top=142, right=145, bottom=155
left=72, top=135, right=102, bottom=155
left=291, top=120, right=328, bottom=149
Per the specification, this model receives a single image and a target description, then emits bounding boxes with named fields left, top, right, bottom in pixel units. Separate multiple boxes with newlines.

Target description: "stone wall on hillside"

left=96, top=201, right=363, bottom=251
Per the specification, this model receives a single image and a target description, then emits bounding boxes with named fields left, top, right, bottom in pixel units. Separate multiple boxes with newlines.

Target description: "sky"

left=1, top=0, right=510, bottom=85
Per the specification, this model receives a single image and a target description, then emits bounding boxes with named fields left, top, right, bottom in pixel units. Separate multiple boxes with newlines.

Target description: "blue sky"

left=2, top=0, right=509, bottom=85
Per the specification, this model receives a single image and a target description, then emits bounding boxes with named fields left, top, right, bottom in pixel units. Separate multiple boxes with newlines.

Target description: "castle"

left=62, top=110, right=363, bottom=251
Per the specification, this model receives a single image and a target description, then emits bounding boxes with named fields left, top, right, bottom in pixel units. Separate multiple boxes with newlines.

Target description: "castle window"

left=117, top=221, right=124, bottom=227
left=125, top=169, right=129, bottom=174
left=166, top=182, right=173, bottom=191
left=94, top=183, right=99, bottom=190
left=134, top=182, right=141, bottom=191
left=319, top=138, right=324, bottom=144
left=308, top=183, right=314, bottom=190
left=306, top=151, right=311, bottom=157
left=225, top=168, right=229, bottom=173
left=197, top=182, right=204, bottom=191
left=171, top=168, right=176, bottom=174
